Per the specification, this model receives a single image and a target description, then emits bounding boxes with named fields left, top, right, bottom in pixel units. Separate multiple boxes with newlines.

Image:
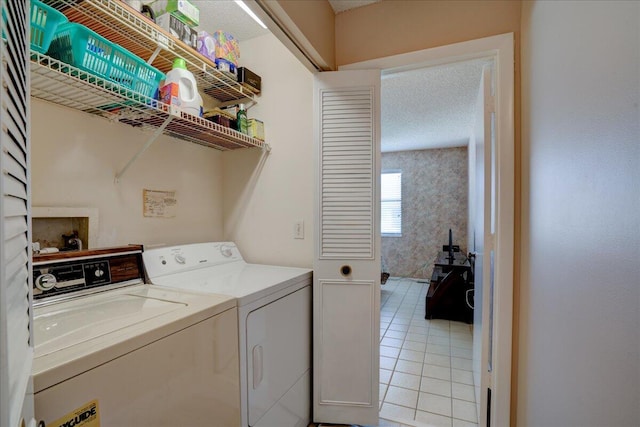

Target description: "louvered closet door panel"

left=313, top=70, right=380, bottom=426
left=320, top=89, right=374, bottom=258
left=1, top=0, right=34, bottom=425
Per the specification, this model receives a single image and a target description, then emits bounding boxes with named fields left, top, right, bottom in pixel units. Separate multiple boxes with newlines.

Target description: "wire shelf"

left=30, top=51, right=268, bottom=151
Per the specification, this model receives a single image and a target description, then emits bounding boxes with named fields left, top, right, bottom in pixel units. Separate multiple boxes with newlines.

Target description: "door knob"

left=340, top=265, right=352, bottom=276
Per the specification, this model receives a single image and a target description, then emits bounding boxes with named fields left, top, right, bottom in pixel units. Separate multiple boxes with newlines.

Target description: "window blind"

left=381, top=172, right=401, bottom=235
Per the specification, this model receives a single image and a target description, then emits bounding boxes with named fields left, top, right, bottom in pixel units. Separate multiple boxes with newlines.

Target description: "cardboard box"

left=150, top=0, right=199, bottom=27
left=203, top=113, right=235, bottom=129
left=159, top=82, right=180, bottom=106
left=215, top=58, right=237, bottom=79
left=238, top=67, right=261, bottom=93
left=247, top=118, right=264, bottom=141
left=197, top=30, right=240, bottom=67
left=155, top=12, right=197, bottom=48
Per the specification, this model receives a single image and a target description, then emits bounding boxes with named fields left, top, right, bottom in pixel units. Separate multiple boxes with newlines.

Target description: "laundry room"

left=6, top=0, right=522, bottom=426
left=12, top=1, right=640, bottom=427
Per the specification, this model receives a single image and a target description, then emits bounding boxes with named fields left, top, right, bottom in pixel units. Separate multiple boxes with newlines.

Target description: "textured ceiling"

left=192, top=0, right=270, bottom=41
left=328, top=0, right=381, bottom=13
left=381, top=59, right=489, bottom=153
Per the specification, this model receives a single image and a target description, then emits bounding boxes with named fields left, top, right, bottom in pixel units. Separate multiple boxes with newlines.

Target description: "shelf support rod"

left=115, top=115, right=173, bottom=183
left=147, top=45, right=163, bottom=65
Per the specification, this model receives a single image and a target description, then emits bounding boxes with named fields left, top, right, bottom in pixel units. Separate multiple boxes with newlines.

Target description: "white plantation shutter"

left=320, top=88, right=374, bottom=259
left=381, top=171, right=401, bottom=235
left=1, top=0, right=34, bottom=425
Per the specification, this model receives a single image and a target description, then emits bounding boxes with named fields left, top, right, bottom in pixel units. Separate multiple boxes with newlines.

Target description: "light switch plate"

left=294, top=220, right=304, bottom=239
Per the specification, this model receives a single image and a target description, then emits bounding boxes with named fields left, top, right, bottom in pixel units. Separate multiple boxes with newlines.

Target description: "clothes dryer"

left=143, top=242, right=312, bottom=427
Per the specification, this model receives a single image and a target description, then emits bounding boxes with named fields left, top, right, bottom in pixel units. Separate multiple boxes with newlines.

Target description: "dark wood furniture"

left=425, top=250, right=474, bottom=323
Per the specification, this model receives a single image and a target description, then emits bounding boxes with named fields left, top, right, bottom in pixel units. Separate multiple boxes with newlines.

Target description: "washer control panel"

left=33, top=248, right=144, bottom=300
left=33, top=260, right=111, bottom=299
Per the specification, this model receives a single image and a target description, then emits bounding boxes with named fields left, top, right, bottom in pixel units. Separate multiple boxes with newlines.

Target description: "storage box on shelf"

left=148, top=0, right=200, bottom=28
left=155, top=12, right=197, bottom=49
left=247, top=119, right=264, bottom=141
left=197, top=30, right=240, bottom=67
left=237, top=66, right=261, bottom=95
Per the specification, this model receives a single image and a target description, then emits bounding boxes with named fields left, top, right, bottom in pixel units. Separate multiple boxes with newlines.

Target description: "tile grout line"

left=450, top=321, right=454, bottom=424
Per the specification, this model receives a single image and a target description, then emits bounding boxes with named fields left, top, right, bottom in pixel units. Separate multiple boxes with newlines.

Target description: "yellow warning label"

left=48, top=399, right=100, bottom=427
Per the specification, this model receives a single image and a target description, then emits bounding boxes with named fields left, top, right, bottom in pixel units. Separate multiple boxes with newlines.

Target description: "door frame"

left=340, top=33, right=515, bottom=426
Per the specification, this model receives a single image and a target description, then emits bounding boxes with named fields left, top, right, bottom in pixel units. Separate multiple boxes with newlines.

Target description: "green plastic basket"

left=48, top=23, right=164, bottom=98
left=3, top=0, right=67, bottom=52
left=30, top=0, right=68, bottom=54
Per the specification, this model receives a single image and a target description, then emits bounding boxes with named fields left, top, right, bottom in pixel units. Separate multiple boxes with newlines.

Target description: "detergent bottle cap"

left=172, top=58, right=187, bottom=70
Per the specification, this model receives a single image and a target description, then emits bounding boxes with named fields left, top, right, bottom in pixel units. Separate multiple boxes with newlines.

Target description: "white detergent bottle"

left=162, top=58, right=202, bottom=116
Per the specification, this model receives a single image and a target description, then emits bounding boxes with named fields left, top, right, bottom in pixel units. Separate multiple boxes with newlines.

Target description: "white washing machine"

left=143, top=242, right=313, bottom=427
left=32, top=245, right=241, bottom=427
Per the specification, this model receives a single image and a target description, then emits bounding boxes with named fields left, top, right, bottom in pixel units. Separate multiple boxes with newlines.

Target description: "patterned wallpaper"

left=381, top=147, right=468, bottom=279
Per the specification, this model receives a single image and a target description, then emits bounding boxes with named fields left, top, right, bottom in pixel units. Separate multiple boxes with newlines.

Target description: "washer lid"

left=32, top=284, right=237, bottom=393
left=34, top=292, right=185, bottom=356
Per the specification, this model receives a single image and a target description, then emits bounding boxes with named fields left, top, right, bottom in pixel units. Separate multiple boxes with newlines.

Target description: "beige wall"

left=270, top=0, right=336, bottom=70
left=222, top=33, right=314, bottom=268
left=31, top=99, right=224, bottom=248
left=382, top=148, right=468, bottom=279
left=334, top=0, right=520, bottom=66
left=519, top=1, right=639, bottom=425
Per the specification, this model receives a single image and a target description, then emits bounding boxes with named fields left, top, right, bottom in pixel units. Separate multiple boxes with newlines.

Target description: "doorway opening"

left=341, top=33, right=515, bottom=427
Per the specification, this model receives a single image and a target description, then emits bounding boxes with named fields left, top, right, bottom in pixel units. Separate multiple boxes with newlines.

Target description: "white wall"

left=31, top=99, right=224, bottom=248
left=223, top=33, right=314, bottom=268
left=519, top=2, right=639, bottom=426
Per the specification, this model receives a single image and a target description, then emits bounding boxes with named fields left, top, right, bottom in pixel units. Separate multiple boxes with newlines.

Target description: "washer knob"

left=175, top=254, right=186, bottom=264
left=220, top=245, right=233, bottom=258
left=36, top=273, right=57, bottom=291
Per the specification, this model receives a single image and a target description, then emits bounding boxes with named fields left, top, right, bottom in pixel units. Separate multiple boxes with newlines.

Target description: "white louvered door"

left=313, top=70, right=380, bottom=425
left=1, top=0, right=35, bottom=426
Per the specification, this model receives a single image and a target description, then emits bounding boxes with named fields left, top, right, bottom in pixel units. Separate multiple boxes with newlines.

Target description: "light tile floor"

left=311, top=277, right=478, bottom=427
left=377, top=277, right=478, bottom=427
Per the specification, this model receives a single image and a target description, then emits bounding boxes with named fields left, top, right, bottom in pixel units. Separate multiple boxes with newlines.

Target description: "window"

left=381, top=171, right=402, bottom=236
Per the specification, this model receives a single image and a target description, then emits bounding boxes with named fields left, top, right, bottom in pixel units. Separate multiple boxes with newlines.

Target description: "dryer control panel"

left=143, top=242, right=244, bottom=279
left=33, top=246, right=144, bottom=301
